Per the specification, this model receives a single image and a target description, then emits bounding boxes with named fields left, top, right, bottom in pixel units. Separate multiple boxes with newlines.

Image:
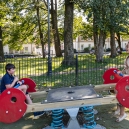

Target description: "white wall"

left=22, top=44, right=38, bottom=54
left=73, top=38, right=129, bottom=52
left=45, top=44, right=56, bottom=55
left=3, top=45, right=9, bottom=54
left=3, top=44, right=42, bottom=55
left=3, top=39, right=129, bottom=55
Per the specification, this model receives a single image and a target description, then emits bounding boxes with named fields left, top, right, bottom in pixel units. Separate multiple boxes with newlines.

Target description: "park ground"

left=0, top=54, right=129, bottom=129
left=0, top=102, right=129, bottom=129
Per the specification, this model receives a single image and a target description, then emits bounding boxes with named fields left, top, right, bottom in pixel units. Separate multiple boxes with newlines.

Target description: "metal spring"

left=51, top=109, right=64, bottom=129
left=81, top=106, right=96, bottom=129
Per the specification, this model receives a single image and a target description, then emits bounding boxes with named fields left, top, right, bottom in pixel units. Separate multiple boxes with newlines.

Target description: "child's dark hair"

left=5, top=63, right=15, bottom=71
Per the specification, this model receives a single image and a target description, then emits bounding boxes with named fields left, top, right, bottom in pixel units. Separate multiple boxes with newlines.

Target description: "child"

left=0, top=63, right=44, bottom=118
left=0, top=63, right=32, bottom=104
left=114, top=42, right=129, bottom=122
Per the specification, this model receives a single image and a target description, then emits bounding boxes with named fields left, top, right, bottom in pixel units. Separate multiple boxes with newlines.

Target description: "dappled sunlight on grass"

left=22, top=125, right=33, bottom=129
left=105, top=63, right=118, bottom=68
left=0, top=104, right=128, bottom=129
left=0, top=55, right=129, bottom=129
left=0, top=54, right=128, bottom=89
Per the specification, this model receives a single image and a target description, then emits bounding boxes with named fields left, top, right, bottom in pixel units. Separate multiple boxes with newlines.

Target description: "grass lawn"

left=0, top=54, right=128, bottom=89
left=0, top=99, right=129, bottom=129
left=0, top=54, right=129, bottom=129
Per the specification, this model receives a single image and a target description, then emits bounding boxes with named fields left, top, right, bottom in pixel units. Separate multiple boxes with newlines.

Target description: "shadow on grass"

left=48, top=54, right=127, bottom=76
left=0, top=104, right=129, bottom=129
left=0, top=54, right=127, bottom=89
left=28, top=54, right=127, bottom=90
left=29, top=69, right=105, bottom=90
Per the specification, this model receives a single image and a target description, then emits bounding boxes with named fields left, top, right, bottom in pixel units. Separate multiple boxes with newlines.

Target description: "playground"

left=1, top=0, right=129, bottom=128
left=0, top=67, right=129, bottom=129
left=0, top=104, right=129, bottom=129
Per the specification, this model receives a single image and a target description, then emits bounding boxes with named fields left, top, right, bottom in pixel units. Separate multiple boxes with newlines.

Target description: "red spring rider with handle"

left=103, top=68, right=122, bottom=84
left=0, top=88, right=27, bottom=123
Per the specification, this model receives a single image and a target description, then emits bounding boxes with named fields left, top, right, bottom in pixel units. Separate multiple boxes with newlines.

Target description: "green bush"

left=91, top=47, right=94, bottom=50
left=84, top=47, right=90, bottom=53
left=106, top=48, right=111, bottom=52
left=74, top=49, right=77, bottom=53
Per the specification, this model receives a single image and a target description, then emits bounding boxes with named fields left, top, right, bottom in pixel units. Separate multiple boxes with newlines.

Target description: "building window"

left=88, top=44, right=91, bottom=50
left=15, top=50, right=18, bottom=53
left=87, top=38, right=91, bottom=41
left=24, top=47, right=28, bottom=52
left=81, top=44, right=84, bottom=50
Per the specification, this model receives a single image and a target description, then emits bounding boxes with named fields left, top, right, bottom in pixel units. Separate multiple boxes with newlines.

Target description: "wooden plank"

left=29, top=83, right=116, bottom=99
left=29, top=91, right=47, bottom=98
left=26, top=96, right=118, bottom=113
left=94, top=83, right=116, bottom=92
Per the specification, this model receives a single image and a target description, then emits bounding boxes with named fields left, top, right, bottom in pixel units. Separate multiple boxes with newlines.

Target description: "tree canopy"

left=1, top=0, right=129, bottom=63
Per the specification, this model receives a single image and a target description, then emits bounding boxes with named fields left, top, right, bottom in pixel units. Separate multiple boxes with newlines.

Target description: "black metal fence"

left=0, top=54, right=127, bottom=90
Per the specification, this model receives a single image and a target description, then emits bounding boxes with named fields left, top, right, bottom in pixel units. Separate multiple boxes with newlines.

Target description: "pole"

left=75, top=55, right=78, bottom=86
left=47, top=0, right=52, bottom=75
left=19, top=60, right=20, bottom=79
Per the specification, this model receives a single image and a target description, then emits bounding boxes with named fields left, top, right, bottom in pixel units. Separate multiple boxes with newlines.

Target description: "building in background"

left=73, top=36, right=128, bottom=52
left=3, top=44, right=42, bottom=55
left=3, top=37, right=128, bottom=55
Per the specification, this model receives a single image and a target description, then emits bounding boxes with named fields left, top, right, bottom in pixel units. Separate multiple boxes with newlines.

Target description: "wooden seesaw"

left=0, top=68, right=129, bottom=127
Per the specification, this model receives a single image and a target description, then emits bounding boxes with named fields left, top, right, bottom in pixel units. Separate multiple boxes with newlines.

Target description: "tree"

left=35, top=0, right=46, bottom=58
left=73, top=16, right=83, bottom=39
left=74, top=0, right=107, bottom=62
left=109, top=1, right=117, bottom=57
left=1, top=0, right=36, bottom=51
left=92, top=0, right=106, bottom=62
left=43, top=0, right=63, bottom=57
left=51, top=0, right=62, bottom=57
left=108, top=0, right=129, bottom=57
left=74, top=0, right=129, bottom=60
left=0, top=26, right=4, bottom=61
left=80, top=23, right=93, bottom=40
left=2, top=0, right=63, bottom=57
left=63, top=0, right=74, bottom=65
left=113, top=0, right=129, bottom=54
left=115, top=32, right=122, bottom=54
left=2, top=0, right=49, bottom=57
left=0, top=1, right=9, bottom=60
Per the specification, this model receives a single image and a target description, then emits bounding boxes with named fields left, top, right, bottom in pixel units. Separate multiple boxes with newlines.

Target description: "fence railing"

left=0, top=54, right=127, bottom=90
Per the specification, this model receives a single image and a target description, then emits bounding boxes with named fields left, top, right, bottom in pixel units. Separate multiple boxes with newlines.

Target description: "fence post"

left=19, top=60, right=20, bottom=79
left=75, top=55, right=78, bottom=86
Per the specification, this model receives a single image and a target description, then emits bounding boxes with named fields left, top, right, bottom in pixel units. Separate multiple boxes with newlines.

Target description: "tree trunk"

left=93, top=11, right=99, bottom=56
left=0, top=26, right=5, bottom=62
left=51, top=0, right=62, bottom=57
left=103, top=32, right=106, bottom=47
left=93, top=12, right=105, bottom=62
left=93, top=12, right=103, bottom=62
left=96, top=30, right=104, bottom=62
left=109, top=3, right=117, bottom=58
left=93, top=29, right=99, bottom=57
left=110, top=29, right=117, bottom=57
left=41, top=42, right=46, bottom=58
left=63, top=0, right=74, bottom=65
left=36, top=0, right=45, bottom=58
left=116, top=32, right=122, bottom=54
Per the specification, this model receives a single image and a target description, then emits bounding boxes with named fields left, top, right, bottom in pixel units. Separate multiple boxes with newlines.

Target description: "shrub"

left=91, top=47, right=94, bottom=50
left=84, top=47, right=90, bottom=53
left=74, top=49, right=77, bottom=53
left=106, top=48, right=111, bottom=52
